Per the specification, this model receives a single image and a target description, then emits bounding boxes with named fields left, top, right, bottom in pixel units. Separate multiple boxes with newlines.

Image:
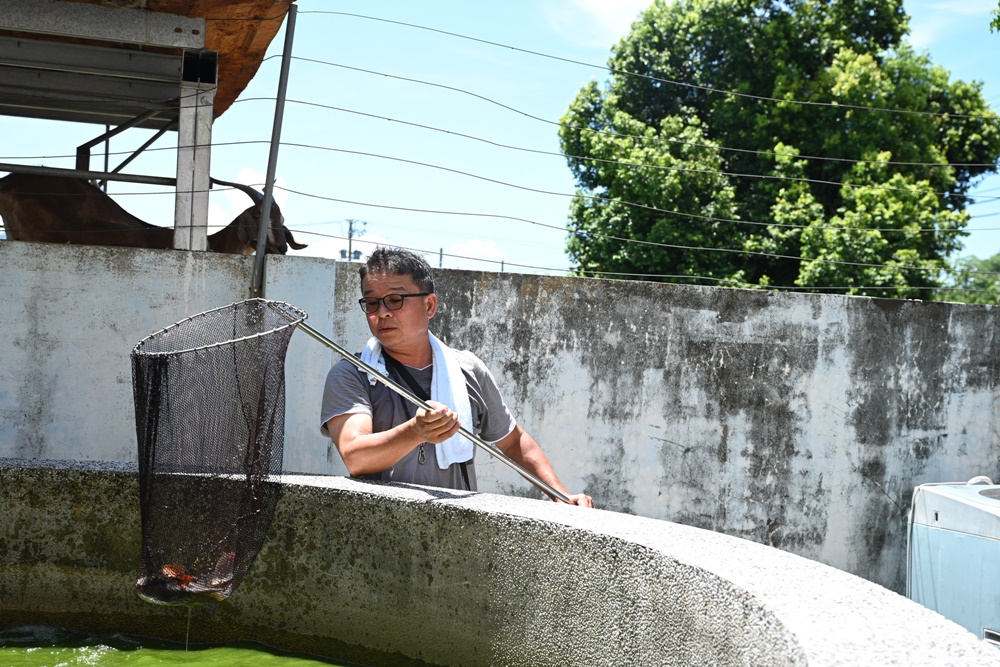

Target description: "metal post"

left=0, top=163, right=177, bottom=187
left=250, top=3, right=297, bottom=298
left=75, top=109, right=164, bottom=172
left=174, top=66, right=215, bottom=251
left=102, top=124, right=109, bottom=191
left=104, top=121, right=176, bottom=184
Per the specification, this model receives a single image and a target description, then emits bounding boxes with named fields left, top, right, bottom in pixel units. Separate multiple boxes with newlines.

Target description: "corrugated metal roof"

left=0, top=0, right=292, bottom=128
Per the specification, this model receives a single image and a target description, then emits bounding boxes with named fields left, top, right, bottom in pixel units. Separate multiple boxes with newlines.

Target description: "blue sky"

left=2, top=0, right=998, bottom=276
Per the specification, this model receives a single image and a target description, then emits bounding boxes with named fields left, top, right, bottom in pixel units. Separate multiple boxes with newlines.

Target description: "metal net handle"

left=294, top=320, right=573, bottom=504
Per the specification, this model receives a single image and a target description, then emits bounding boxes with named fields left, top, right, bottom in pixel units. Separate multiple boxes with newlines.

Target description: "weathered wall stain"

left=431, top=268, right=999, bottom=592
left=2, top=244, right=998, bottom=595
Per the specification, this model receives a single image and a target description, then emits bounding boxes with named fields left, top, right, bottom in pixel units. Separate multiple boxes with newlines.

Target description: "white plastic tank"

left=907, top=476, right=1000, bottom=646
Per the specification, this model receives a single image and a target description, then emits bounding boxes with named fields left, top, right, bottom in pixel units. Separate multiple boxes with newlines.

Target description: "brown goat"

left=0, top=173, right=307, bottom=255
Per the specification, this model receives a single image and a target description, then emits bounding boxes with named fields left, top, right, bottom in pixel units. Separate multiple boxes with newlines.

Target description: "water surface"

left=0, top=626, right=355, bottom=667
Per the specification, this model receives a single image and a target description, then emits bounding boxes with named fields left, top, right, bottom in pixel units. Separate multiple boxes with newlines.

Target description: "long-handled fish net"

left=131, top=299, right=569, bottom=607
left=131, top=299, right=305, bottom=606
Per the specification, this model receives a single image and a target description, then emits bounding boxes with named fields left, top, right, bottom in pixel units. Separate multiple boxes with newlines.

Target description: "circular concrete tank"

left=1, top=459, right=997, bottom=666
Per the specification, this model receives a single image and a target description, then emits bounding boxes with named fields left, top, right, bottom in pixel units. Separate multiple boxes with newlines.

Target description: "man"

left=321, top=247, right=594, bottom=507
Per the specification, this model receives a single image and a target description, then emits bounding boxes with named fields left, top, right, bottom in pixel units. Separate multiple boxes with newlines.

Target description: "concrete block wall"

left=327, top=261, right=1000, bottom=593
left=1, top=241, right=998, bottom=592
left=3, top=461, right=999, bottom=667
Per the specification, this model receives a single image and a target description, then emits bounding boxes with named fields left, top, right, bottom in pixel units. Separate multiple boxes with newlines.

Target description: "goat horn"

left=210, top=178, right=263, bottom=205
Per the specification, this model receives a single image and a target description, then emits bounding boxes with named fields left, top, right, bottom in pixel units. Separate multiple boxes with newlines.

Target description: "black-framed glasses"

left=358, top=292, right=430, bottom=314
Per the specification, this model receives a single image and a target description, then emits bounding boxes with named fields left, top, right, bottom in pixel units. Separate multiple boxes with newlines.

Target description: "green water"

left=0, top=626, right=355, bottom=667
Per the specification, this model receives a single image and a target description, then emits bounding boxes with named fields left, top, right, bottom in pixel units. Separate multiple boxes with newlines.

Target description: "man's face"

left=361, top=272, right=437, bottom=352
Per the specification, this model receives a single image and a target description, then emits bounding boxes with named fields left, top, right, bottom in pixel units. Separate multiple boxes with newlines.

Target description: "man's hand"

left=563, top=493, right=595, bottom=509
left=412, top=400, right=462, bottom=443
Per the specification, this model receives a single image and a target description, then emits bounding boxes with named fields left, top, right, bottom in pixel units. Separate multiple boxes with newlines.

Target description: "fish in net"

left=131, top=299, right=306, bottom=606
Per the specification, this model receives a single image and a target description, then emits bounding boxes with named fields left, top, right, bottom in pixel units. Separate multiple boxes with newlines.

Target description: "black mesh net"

left=131, top=299, right=306, bottom=606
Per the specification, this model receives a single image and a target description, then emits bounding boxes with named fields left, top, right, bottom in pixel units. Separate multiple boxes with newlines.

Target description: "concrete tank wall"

left=1, top=241, right=998, bottom=593
left=2, top=460, right=998, bottom=667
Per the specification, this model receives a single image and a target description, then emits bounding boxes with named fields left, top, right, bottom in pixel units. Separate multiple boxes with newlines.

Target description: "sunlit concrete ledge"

left=1, top=459, right=997, bottom=666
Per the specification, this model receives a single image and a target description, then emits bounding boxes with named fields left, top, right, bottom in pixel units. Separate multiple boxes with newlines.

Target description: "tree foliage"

left=559, top=0, right=1000, bottom=298
left=938, top=252, right=1000, bottom=305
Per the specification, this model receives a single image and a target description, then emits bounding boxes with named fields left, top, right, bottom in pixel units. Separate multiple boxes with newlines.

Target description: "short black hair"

left=359, top=246, right=435, bottom=293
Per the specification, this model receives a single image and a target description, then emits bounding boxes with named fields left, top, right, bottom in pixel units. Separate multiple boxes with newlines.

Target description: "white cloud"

left=543, top=0, right=653, bottom=48
left=907, top=0, right=995, bottom=48
left=927, top=0, right=995, bottom=16
left=207, top=202, right=231, bottom=230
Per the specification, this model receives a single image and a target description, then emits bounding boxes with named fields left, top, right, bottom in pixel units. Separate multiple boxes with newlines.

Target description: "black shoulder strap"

left=382, top=352, right=430, bottom=401
left=382, top=351, right=472, bottom=491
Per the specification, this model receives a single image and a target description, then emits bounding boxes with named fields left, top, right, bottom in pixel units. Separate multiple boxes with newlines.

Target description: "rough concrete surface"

left=2, top=460, right=998, bottom=666
left=2, top=242, right=998, bottom=596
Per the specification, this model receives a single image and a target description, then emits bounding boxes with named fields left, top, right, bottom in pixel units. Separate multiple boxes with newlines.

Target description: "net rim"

left=132, top=298, right=308, bottom=358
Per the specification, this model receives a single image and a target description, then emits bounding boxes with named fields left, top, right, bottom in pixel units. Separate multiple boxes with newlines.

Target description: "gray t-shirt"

left=320, top=348, right=516, bottom=491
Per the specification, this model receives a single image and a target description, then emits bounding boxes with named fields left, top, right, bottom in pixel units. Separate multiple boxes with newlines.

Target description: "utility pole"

left=439, top=248, right=443, bottom=268
left=346, top=218, right=366, bottom=260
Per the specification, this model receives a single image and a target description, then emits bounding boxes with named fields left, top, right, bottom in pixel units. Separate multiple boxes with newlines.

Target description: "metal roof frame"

left=0, top=35, right=189, bottom=129
left=0, top=0, right=209, bottom=129
left=0, top=0, right=205, bottom=48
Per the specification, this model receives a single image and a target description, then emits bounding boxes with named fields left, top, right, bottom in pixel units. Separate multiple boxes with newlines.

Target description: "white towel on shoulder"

left=360, top=334, right=474, bottom=469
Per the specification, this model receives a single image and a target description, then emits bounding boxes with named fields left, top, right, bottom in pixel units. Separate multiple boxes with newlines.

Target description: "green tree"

left=559, top=0, right=1000, bottom=298
left=938, top=253, right=1000, bottom=305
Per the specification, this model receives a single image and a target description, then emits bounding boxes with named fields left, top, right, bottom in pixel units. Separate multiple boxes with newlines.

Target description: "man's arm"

left=326, top=401, right=460, bottom=476
left=494, top=425, right=595, bottom=508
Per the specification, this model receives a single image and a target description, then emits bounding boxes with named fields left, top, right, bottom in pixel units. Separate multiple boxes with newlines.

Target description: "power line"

left=3, top=179, right=999, bottom=281
left=8, top=94, right=998, bottom=208
left=270, top=143, right=981, bottom=238
left=6, top=74, right=998, bottom=212
left=3, top=171, right=991, bottom=276
left=302, top=10, right=1000, bottom=123
left=204, top=9, right=289, bottom=22
left=270, top=185, right=999, bottom=277
left=274, top=96, right=1000, bottom=203
left=289, top=227, right=1000, bottom=299
left=4, top=137, right=995, bottom=267
left=0, top=138, right=271, bottom=163
left=289, top=57, right=1000, bottom=189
